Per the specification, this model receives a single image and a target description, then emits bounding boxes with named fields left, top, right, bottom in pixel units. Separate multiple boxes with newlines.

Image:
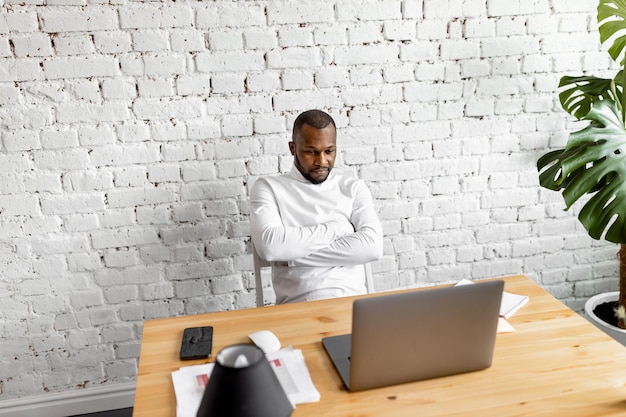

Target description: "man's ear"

left=289, top=141, right=295, bottom=155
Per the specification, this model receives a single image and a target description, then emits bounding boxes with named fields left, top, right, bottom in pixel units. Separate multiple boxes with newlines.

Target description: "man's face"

left=289, top=123, right=337, bottom=184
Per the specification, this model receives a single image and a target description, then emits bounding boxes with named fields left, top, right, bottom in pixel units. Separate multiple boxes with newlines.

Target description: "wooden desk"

left=133, top=276, right=626, bottom=417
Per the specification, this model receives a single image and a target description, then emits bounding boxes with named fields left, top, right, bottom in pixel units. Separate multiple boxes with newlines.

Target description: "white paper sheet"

left=171, top=346, right=320, bottom=417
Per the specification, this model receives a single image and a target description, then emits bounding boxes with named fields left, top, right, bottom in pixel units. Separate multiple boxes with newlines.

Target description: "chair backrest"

left=252, top=244, right=271, bottom=307
left=252, top=244, right=375, bottom=307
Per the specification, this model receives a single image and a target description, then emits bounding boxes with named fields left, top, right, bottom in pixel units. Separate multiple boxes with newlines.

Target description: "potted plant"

left=536, top=0, right=626, bottom=344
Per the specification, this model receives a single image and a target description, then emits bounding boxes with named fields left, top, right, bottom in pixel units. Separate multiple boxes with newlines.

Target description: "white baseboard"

left=0, top=382, right=135, bottom=417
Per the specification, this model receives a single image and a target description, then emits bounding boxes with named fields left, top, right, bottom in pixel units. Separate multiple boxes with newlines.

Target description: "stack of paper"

left=455, top=279, right=529, bottom=333
left=499, top=288, right=529, bottom=319
left=266, top=346, right=320, bottom=405
left=172, top=363, right=215, bottom=417
left=171, top=346, right=320, bottom=417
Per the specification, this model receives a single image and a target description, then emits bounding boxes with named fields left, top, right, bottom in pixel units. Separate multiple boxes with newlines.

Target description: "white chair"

left=252, top=244, right=375, bottom=307
left=252, top=244, right=271, bottom=307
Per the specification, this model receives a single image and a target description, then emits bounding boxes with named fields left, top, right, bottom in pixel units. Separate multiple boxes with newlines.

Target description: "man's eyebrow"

left=302, top=145, right=336, bottom=150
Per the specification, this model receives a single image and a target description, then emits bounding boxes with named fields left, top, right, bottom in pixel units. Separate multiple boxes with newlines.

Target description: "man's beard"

left=294, top=155, right=331, bottom=184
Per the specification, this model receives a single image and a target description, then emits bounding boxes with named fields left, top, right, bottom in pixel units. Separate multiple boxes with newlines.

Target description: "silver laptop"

left=322, top=280, right=504, bottom=392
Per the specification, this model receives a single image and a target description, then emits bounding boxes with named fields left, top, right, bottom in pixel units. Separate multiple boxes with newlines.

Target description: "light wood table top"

left=133, top=275, right=626, bottom=417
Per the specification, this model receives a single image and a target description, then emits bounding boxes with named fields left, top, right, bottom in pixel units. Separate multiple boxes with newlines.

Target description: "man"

left=250, top=109, right=383, bottom=303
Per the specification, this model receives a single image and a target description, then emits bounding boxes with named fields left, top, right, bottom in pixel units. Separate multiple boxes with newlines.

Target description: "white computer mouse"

left=248, top=330, right=281, bottom=354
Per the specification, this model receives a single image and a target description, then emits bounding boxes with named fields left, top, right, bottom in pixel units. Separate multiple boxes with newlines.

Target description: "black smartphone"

left=179, top=326, right=213, bottom=360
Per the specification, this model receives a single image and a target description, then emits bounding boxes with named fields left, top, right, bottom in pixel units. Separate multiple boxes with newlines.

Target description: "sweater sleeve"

left=249, top=177, right=354, bottom=262
left=288, top=180, right=383, bottom=267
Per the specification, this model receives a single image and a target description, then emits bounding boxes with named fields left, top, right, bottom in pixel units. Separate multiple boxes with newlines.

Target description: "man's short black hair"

left=292, top=109, right=336, bottom=139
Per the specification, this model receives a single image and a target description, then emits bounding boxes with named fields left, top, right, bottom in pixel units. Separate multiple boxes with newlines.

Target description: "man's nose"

left=315, top=153, right=327, bottom=166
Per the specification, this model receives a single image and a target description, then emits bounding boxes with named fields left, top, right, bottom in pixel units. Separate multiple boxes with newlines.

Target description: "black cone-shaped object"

left=196, top=344, right=294, bottom=417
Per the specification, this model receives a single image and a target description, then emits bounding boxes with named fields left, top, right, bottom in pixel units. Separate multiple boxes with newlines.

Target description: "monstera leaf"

left=558, top=75, right=620, bottom=120
left=598, top=0, right=626, bottom=65
left=538, top=100, right=626, bottom=243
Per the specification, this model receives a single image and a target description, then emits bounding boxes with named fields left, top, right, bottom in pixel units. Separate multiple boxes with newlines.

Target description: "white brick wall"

left=0, top=0, right=612, bottom=403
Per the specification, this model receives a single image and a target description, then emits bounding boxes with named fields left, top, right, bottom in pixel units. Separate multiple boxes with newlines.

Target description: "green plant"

left=537, top=0, right=626, bottom=328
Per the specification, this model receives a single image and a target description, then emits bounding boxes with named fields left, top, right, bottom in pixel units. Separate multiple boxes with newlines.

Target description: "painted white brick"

left=33, top=149, right=89, bottom=170
left=144, top=55, right=187, bottom=76
left=136, top=205, right=169, bottom=225
left=349, top=66, right=383, bottom=86
left=0, top=84, right=21, bottom=105
left=151, top=122, right=185, bottom=142
left=40, top=193, right=105, bottom=215
left=148, top=164, right=181, bottom=183
left=57, top=103, right=129, bottom=124
left=104, top=249, right=140, bottom=268
left=221, top=116, right=253, bottom=137
left=314, top=25, right=348, bottom=46
left=0, top=11, right=38, bottom=33
left=464, top=18, right=495, bottom=38
left=417, top=19, right=449, bottom=40
left=267, top=47, right=322, bottom=68
left=216, top=160, right=246, bottom=178
left=175, top=75, right=210, bottom=96
left=12, top=33, right=53, bottom=57
left=334, top=45, right=399, bottom=66
left=132, top=97, right=202, bottom=120
left=243, top=29, right=278, bottom=50
left=553, top=53, right=585, bottom=72
left=93, top=32, right=132, bottom=54
left=44, top=56, right=119, bottom=79
left=278, top=27, right=314, bottom=48
left=3, top=129, right=41, bottom=151
left=101, top=78, right=137, bottom=100
left=247, top=72, right=281, bottom=92
left=542, top=32, right=598, bottom=54
left=552, top=0, right=595, bottom=13
left=170, top=29, right=205, bottom=52
left=526, top=15, right=559, bottom=35
left=496, top=17, right=527, bottom=36
left=54, top=34, right=95, bottom=56
left=196, top=4, right=266, bottom=28
left=212, top=73, right=246, bottom=94
left=273, top=90, right=338, bottom=112
left=337, top=0, right=403, bottom=21
left=99, top=208, right=135, bottom=229
left=119, top=4, right=193, bottom=29
left=487, top=0, right=548, bottom=17
left=78, top=126, right=115, bottom=146
left=133, top=31, right=169, bottom=52
left=482, top=36, right=541, bottom=58
left=348, top=22, right=385, bottom=45
left=254, top=115, right=285, bottom=134
left=0, top=59, right=41, bottom=82
left=282, top=70, right=314, bottom=90
left=582, top=51, right=613, bottom=72
left=172, top=141, right=203, bottom=161
left=209, top=30, right=244, bottom=50
left=268, top=2, right=334, bottom=24
left=403, top=0, right=423, bottom=18
left=196, top=50, right=265, bottom=71
left=89, top=144, right=160, bottom=167
left=107, top=185, right=178, bottom=208
left=63, top=171, right=113, bottom=192
left=63, top=214, right=98, bottom=232
left=39, top=8, right=118, bottom=32
left=172, top=203, right=203, bottom=222
left=384, top=20, right=417, bottom=41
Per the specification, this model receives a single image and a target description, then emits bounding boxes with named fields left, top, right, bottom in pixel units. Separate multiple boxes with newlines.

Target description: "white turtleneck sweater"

left=250, top=164, right=383, bottom=304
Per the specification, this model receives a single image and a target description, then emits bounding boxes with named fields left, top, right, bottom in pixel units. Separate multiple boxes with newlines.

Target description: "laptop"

left=322, top=279, right=504, bottom=391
